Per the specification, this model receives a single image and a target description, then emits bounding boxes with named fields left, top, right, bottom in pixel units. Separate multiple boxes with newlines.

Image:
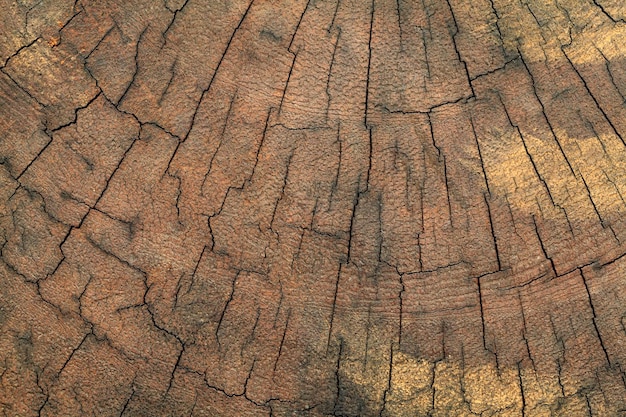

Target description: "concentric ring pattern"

left=2, top=0, right=626, bottom=415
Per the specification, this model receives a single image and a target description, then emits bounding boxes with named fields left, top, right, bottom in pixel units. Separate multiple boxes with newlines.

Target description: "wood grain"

left=2, top=0, right=626, bottom=415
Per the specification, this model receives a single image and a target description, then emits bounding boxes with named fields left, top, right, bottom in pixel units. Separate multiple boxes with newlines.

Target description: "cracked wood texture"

left=2, top=0, right=626, bottom=416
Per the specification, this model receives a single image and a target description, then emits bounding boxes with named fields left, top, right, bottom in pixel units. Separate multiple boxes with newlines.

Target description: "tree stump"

left=2, top=0, right=626, bottom=415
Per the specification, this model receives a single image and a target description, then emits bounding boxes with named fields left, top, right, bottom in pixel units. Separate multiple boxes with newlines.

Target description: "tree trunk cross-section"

left=2, top=0, right=626, bottom=415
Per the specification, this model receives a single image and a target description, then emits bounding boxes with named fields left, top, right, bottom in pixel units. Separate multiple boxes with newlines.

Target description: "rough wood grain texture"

left=2, top=0, right=626, bottom=415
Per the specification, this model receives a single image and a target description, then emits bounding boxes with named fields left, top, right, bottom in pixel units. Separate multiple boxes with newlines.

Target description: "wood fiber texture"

left=2, top=0, right=626, bottom=415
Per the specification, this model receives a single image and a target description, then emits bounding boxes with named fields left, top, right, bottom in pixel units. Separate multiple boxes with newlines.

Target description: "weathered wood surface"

left=2, top=0, right=626, bottom=415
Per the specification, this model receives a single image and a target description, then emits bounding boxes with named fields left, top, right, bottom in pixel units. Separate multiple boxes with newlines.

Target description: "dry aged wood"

left=2, top=0, right=626, bottom=415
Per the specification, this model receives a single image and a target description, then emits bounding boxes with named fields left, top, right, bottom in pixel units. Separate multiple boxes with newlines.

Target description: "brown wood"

left=2, top=0, right=626, bottom=415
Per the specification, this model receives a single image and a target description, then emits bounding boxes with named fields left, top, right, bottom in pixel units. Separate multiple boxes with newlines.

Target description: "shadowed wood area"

left=2, top=0, right=626, bottom=415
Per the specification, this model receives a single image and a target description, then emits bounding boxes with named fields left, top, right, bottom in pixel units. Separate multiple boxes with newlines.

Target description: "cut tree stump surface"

left=2, top=0, right=626, bottom=415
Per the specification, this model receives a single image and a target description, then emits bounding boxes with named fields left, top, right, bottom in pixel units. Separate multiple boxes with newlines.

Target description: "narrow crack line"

left=329, top=122, right=342, bottom=209
left=365, top=127, right=373, bottom=192
left=42, top=225, right=74, bottom=282
left=377, top=192, right=384, bottom=264
left=591, top=0, right=626, bottom=24
left=596, top=46, right=626, bottom=103
left=579, top=172, right=608, bottom=230
left=378, top=94, right=472, bottom=115
left=469, top=115, right=492, bottom=196
left=58, top=331, right=91, bottom=377
left=203, top=110, right=271, bottom=248
left=554, top=0, right=574, bottom=28
left=396, top=0, right=403, bottom=49
left=346, top=184, right=361, bottom=264
left=398, top=273, right=405, bottom=346
left=206, top=187, right=235, bottom=250
left=603, top=169, right=626, bottom=209
left=288, top=0, right=311, bottom=54
left=518, top=126, right=558, bottom=207
left=518, top=291, right=537, bottom=375
left=364, top=0, right=374, bottom=129
left=269, top=151, right=293, bottom=233
left=445, top=0, right=475, bottom=96
left=418, top=171, right=426, bottom=258
left=561, top=48, right=626, bottom=147
left=585, top=394, right=594, bottom=416
left=14, top=132, right=52, bottom=181
left=470, top=56, right=518, bottom=82
left=77, top=273, right=96, bottom=323
left=517, top=361, right=526, bottom=417
left=36, top=372, right=50, bottom=416
left=1, top=66, right=48, bottom=111
left=442, top=155, right=453, bottom=226
left=429, top=359, right=437, bottom=414
left=524, top=2, right=548, bottom=38
left=250, top=108, right=272, bottom=183
left=176, top=245, right=208, bottom=307
left=27, top=187, right=68, bottom=229
left=164, top=137, right=183, bottom=178
left=497, top=92, right=561, bottom=209
left=329, top=0, right=341, bottom=33
left=50, top=90, right=102, bottom=134
left=483, top=193, right=502, bottom=271
left=24, top=0, right=44, bottom=36
left=89, top=129, right=141, bottom=220
left=273, top=281, right=286, bottom=329
left=502, top=272, right=548, bottom=291
left=242, top=358, right=256, bottom=399
left=422, top=27, right=431, bottom=79
left=184, top=0, right=254, bottom=141
left=555, top=360, right=565, bottom=397
left=84, top=23, right=116, bottom=61
left=85, top=235, right=146, bottom=278
left=379, top=344, right=393, bottom=417
left=0, top=36, right=40, bottom=69
left=364, top=304, right=372, bottom=370
left=580, top=269, right=611, bottom=365
left=240, top=307, right=261, bottom=357
left=171, top=173, right=184, bottom=226
left=441, top=321, right=447, bottom=360
left=162, top=0, right=190, bottom=46
left=476, top=273, right=488, bottom=352
left=416, top=231, right=423, bottom=272
left=202, top=365, right=268, bottom=408
left=53, top=5, right=84, bottom=48
left=118, top=384, right=136, bottom=416
left=158, top=58, right=177, bottom=106
left=517, top=52, right=576, bottom=177
left=269, top=123, right=333, bottom=132
left=278, top=53, right=296, bottom=117
left=325, top=29, right=341, bottom=124
left=459, top=346, right=473, bottom=408
left=165, top=344, right=185, bottom=395
left=547, top=315, right=566, bottom=397
left=117, top=25, right=149, bottom=106
left=486, top=0, right=505, bottom=42
left=108, top=97, right=182, bottom=141
left=172, top=270, right=186, bottom=311
left=201, top=91, right=237, bottom=194
left=273, top=308, right=291, bottom=374
left=531, top=215, right=557, bottom=276
left=332, top=338, right=344, bottom=414
left=326, top=263, right=342, bottom=355
left=601, top=250, right=626, bottom=268
left=215, top=271, right=239, bottom=351
left=585, top=116, right=609, bottom=157
left=141, top=299, right=187, bottom=379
